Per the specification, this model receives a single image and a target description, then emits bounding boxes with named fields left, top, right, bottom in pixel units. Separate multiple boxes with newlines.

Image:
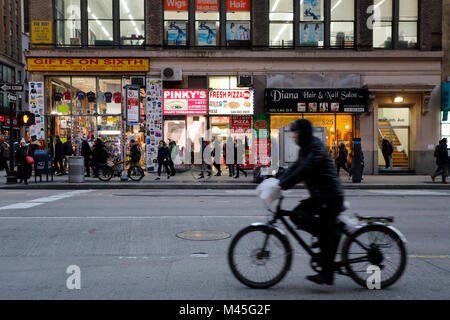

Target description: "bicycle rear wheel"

left=228, top=225, right=292, bottom=289
left=342, top=224, right=407, bottom=289
left=128, top=165, right=144, bottom=181
left=97, top=165, right=113, bottom=182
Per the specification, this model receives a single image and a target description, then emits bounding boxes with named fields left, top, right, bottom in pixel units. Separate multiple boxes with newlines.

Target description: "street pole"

left=6, top=89, right=17, bottom=183
left=121, top=82, right=128, bottom=181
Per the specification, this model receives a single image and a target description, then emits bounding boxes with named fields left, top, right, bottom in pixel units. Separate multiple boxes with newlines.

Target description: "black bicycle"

left=228, top=197, right=407, bottom=289
left=96, top=159, right=145, bottom=182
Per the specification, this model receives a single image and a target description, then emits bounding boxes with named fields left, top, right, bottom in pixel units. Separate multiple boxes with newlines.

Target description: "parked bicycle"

left=96, top=158, right=144, bottom=182
left=228, top=197, right=407, bottom=289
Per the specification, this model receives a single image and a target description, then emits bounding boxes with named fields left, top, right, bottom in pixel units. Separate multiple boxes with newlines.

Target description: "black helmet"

left=290, top=119, right=313, bottom=147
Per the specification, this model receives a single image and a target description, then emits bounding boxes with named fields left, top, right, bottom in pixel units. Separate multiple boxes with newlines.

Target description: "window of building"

left=209, top=76, right=248, bottom=89
left=120, top=0, right=145, bottom=45
left=226, top=0, right=251, bottom=46
left=330, top=0, right=354, bottom=48
left=55, top=0, right=82, bottom=46
left=269, top=0, right=293, bottom=47
left=87, top=0, right=113, bottom=46
left=164, top=0, right=188, bottom=46
left=300, top=0, right=324, bottom=47
left=196, top=0, right=220, bottom=46
left=398, top=0, right=418, bottom=48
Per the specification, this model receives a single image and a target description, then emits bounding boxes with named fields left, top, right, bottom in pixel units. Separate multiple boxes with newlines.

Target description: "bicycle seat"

left=355, top=215, right=394, bottom=223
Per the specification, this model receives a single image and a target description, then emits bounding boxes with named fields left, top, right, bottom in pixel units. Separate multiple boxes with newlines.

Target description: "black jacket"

left=382, top=139, right=393, bottom=157
left=64, top=142, right=74, bottom=156
left=157, top=146, right=170, bottom=163
left=92, top=144, right=108, bottom=164
left=55, top=140, right=64, bottom=158
left=434, top=142, right=449, bottom=166
left=279, top=136, right=344, bottom=202
left=81, top=141, right=91, bottom=158
left=337, top=145, right=348, bottom=165
left=130, top=143, right=141, bottom=163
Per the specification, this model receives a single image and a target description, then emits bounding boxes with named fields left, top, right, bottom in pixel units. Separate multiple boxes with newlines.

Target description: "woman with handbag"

left=17, top=138, right=33, bottom=184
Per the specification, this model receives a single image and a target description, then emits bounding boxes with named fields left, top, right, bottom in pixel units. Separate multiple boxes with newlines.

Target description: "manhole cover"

left=176, top=230, right=231, bottom=241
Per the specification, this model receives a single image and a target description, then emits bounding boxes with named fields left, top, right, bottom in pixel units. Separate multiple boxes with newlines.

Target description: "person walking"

left=92, top=138, right=108, bottom=177
left=382, top=136, right=393, bottom=170
left=336, top=143, right=351, bottom=177
left=81, top=137, right=92, bottom=177
left=234, top=138, right=247, bottom=179
left=0, top=136, right=10, bottom=175
left=129, top=139, right=141, bottom=166
left=156, top=140, right=171, bottom=180
left=431, top=138, right=448, bottom=184
left=212, top=137, right=222, bottom=176
left=54, top=135, right=65, bottom=175
left=223, top=136, right=235, bottom=177
left=167, top=138, right=176, bottom=176
left=17, top=139, right=31, bottom=184
left=63, top=137, right=75, bottom=170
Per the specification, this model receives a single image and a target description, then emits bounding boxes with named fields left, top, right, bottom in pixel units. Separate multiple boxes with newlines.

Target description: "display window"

left=164, top=0, right=189, bottom=46
left=195, top=1, right=220, bottom=46
left=226, top=0, right=251, bottom=46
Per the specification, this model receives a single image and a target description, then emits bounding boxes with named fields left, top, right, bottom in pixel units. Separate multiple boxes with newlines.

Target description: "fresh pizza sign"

left=208, top=89, right=254, bottom=115
left=163, top=90, right=208, bottom=115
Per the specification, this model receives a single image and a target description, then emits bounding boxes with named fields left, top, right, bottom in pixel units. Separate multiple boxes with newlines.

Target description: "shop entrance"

left=378, top=108, right=410, bottom=170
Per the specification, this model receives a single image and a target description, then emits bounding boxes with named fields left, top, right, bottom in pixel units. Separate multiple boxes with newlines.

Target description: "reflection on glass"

left=120, top=21, right=145, bottom=45
left=373, top=22, right=392, bottom=48
left=270, top=23, right=293, bottom=47
left=120, top=0, right=144, bottom=19
left=399, top=22, right=417, bottom=49
left=331, top=0, right=354, bottom=20
left=330, top=22, right=354, bottom=47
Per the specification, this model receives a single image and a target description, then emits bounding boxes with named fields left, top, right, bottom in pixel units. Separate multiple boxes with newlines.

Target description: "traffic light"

left=17, top=112, right=35, bottom=126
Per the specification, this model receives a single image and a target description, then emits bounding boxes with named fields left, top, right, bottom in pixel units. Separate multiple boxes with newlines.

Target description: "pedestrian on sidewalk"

left=92, top=138, right=108, bottom=177
left=29, top=136, right=41, bottom=159
left=63, top=137, right=75, bottom=172
left=431, top=138, right=448, bottom=184
left=382, top=136, right=393, bottom=170
left=212, top=137, right=222, bottom=176
left=336, top=143, right=351, bottom=178
left=168, top=138, right=176, bottom=176
left=0, top=136, right=10, bottom=175
left=129, top=139, right=142, bottom=166
left=17, top=138, right=31, bottom=184
left=156, top=140, right=171, bottom=180
left=234, top=138, right=247, bottom=179
left=81, top=136, right=92, bottom=177
left=223, top=136, right=235, bottom=177
left=55, top=136, right=65, bottom=175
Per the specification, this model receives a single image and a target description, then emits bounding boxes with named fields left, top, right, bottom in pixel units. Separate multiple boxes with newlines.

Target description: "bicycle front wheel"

left=128, top=166, right=144, bottom=181
left=228, top=225, right=292, bottom=289
left=342, top=224, right=407, bottom=289
left=97, top=165, right=113, bottom=182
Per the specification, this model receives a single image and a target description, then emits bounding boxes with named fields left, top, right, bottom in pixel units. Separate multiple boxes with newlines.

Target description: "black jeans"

left=336, top=163, right=351, bottom=176
left=291, top=197, right=343, bottom=280
left=84, top=156, right=90, bottom=176
left=383, top=154, right=391, bottom=168
left=433, top=164, right=447, bottom=182
left=158, top=160, right=171, bottom=176
left=55, top=157, right=65, bottom=174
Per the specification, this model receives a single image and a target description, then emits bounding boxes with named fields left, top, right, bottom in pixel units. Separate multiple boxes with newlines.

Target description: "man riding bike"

left=258, top=119, right=344, bottom=285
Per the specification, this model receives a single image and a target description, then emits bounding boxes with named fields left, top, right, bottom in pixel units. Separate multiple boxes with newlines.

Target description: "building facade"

left=25, top=0, right=444, bottom=175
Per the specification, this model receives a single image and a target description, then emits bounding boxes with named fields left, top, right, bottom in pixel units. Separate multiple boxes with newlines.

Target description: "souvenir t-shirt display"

left=63, top=91, right=71, bottom=101
left=54, top=92, right=63, bottom=101
left=87, top=91, right=96, bottom=102
left=113, top=92, right=122, bottom=103
left=76, top=91, right=86, bottom=100
left=96, top=92, right=105, bottom=103
left=104, top=92, right=113, bottom=103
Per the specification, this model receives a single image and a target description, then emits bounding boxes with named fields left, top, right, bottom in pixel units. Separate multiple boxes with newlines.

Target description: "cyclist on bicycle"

left=260, top=119, right=344, bottom=285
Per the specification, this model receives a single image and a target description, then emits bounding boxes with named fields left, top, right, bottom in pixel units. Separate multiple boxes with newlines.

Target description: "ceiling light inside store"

left=394, top=96, right=404, bottom=103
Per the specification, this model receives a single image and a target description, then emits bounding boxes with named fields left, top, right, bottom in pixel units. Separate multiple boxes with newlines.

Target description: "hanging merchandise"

left=146, top=78, right=163, bottom=172
left=28, top=82, right=45, bottom=140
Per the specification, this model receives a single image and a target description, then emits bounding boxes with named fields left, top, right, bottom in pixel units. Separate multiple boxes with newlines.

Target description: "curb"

left=1, top=183, right=449, bottom=190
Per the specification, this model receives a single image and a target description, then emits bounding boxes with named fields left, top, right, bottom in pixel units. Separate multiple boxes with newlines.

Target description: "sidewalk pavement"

left=1, top=168, right=449, bottom=190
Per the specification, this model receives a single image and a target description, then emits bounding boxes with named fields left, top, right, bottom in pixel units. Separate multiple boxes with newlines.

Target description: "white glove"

left=256, top=178, right=282, bottom=205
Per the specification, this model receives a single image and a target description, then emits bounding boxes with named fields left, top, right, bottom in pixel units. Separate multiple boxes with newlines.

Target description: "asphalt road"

left=0, top=188, right=449, bottom=300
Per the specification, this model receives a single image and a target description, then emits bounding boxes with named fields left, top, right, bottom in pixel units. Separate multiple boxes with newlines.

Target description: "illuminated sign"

left=208, top=89, right=254, bottom=115
left=26, top=58, right=150, bottom=72
left=163, top=90, right=208, bottom=115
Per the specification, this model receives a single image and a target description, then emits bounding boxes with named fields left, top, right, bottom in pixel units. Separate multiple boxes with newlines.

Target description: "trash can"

left=68, top=156, right=85, bottom=183
left=351, top=138, right=362, bottom=183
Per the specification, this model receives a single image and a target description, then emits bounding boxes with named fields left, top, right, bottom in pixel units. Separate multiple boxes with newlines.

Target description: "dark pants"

left=227, top=164, right=235, bottom=176
left=383, top=154, right=391, bottom=168
left=157, top=161, right=171, bottom=176
left=291, top=197, right=343, bottom=281
left=235, top=164, right=246, bottom=177
left=433, top=164, right=447, bottom=182
left=337, top=162, right=351, bottom=176
left=0, top=158, right=8, bottom=174
left=213, top=163, right=221, bottom=173
left=168, top=159, right=176, bottom=175
left=55, top=156, right=65, bottom=174
left=84, top=156, right=90, bottom=176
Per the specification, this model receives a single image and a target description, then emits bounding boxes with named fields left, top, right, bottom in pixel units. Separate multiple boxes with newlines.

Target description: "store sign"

left=31, top=21, right=52, bottom=48
left=231, top=115, right=252, bottom=133
left=163, top=90, right=208, bottom=115
left=165, top=0, right=188, bottom=10
left=265, top=88, right=369, bottom=113
left=252, top=115, right=271, bottom=167
left=26, top=58, right=150, bottom=72
left=126, top=86, right=140, bottom=125
left=196, top=0, right=219, bottom=11
left=208, top=89, right=254, bottom=115
left=442, top=82, right=450, bottom=112
left=227, top=0, right=250, bottom=11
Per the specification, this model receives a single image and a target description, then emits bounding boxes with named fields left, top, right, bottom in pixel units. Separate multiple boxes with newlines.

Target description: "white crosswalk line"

left=0, top=190, right=92, bottom=210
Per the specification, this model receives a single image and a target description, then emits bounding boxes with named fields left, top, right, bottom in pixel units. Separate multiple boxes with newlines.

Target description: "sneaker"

left=306, top=274, right=333, bottom=285
left=155, top=177, right=160, bottom=180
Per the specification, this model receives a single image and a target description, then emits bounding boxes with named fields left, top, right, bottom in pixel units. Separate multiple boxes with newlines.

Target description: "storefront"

left=442, top=82, right=450, bottom=142
left=27, top=57, right=149, bottom=166
left=265, top=88, right=369, bottom=162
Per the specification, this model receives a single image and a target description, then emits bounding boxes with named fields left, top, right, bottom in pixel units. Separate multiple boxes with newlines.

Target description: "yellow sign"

left=26, top=58, right=150, bottom=72
left=31, top=21, right=52, bottom=48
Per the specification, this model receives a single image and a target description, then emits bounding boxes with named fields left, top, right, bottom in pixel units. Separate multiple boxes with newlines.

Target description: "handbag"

left=26, top=156, right=35, bottom=164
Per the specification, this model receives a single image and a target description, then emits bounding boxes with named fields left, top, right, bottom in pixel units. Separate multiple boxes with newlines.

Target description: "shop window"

left=226, top=0, right=251, bottom=46
left=87, top=0, right=113, bottom=46
left=48, top=77, right=71, bottom=115
left=55, top=0, right=82, bottom=46
left=269, top=0, right=293, bottom=47
left=299, top=0, right=324, bottom=47
left=330, top=0, right=354, bottom=48
left=97, top=116, right=122, bottom=157
left=71, top=77, right=97, bottom=115
left=120, top=0, right=145, bottom=45
left=164, top=0, right=188, bottom=46
left=209, top=76, right=248, bottom=89
left=398, top=0, right=418, bottom=49
left=195, top=0, right=220, bottom=46
left=97, top=78, right=122, bottom=115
